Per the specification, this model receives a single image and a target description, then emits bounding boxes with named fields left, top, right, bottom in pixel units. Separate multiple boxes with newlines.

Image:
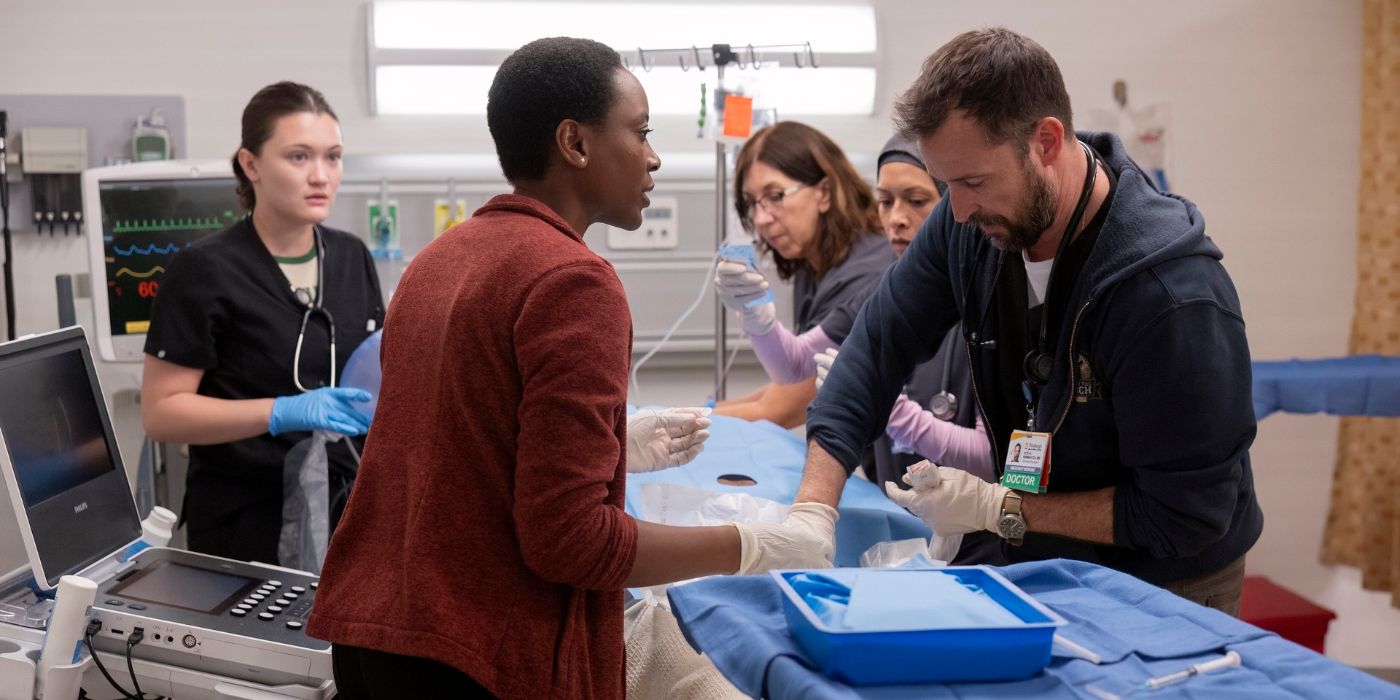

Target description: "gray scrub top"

left=792, top=232, right=895, bottom=343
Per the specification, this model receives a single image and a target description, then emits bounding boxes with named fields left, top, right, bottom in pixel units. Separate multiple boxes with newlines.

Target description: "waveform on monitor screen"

left=114, top=266, right=166, bottom=279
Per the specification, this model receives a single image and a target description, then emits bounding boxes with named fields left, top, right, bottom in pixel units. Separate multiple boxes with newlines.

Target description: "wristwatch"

left=996, top=491, right=1026, bottom=546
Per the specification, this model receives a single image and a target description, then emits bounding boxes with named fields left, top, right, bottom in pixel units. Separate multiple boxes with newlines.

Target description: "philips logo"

left=73, top=502, right=88, bottom=514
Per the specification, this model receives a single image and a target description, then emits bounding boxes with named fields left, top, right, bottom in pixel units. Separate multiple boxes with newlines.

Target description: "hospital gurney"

left=668, top=559, right=1400, bottom=699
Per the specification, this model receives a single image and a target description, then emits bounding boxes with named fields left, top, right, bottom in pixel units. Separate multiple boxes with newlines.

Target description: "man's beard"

left=969, top=165, right=1057, bottom=253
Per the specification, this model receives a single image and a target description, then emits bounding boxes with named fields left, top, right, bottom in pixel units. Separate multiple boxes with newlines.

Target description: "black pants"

left=186, top=497, right=282, bottom=565
left=184, top=459, right=356, bottom=567
left=332, top=644, right=495, bottom=699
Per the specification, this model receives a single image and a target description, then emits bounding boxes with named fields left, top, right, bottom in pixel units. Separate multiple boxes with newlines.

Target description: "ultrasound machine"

left=0, top=327, right=333, bottom=699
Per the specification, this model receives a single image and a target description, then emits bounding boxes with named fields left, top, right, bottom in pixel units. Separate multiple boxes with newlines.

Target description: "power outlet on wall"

left=607, top=196, right=678, bottom=250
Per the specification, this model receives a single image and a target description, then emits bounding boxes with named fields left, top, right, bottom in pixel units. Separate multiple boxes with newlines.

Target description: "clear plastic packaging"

left=857, top=532, right=964, bottom=569
left=279, top=432, right=335, bottom=573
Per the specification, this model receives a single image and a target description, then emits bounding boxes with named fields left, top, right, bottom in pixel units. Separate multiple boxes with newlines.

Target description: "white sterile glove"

left=813, top=348, right=839, bottom=389
left=733, top=502, right=839, bottom=574
left=883, top=461, right=1010, bottom=537
left=715, top=260, right=777, bottom=336
left=626, top=408, right=713, bottom=473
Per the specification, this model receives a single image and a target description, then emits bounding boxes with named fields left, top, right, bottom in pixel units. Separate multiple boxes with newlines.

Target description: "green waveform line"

left=112, top=217, right=227, bottom=234
left=114, top=265, right=167, bottom=279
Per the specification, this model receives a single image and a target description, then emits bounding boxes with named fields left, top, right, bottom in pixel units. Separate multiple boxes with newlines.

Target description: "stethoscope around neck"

left=929, top=331, right=959, bottom=421
left=291, top=226, right=337, bottom=393
left=947, top=141, right=1100, bottom=421
left=1022, top=140, right=1099, bottom=388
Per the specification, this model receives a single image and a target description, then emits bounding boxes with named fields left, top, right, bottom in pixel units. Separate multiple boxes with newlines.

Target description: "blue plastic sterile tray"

left=772, top=566, right=1066, bottom=686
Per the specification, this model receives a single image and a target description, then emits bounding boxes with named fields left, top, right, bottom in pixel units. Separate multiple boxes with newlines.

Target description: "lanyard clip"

left=1022, top=380, right=1037, bottom=431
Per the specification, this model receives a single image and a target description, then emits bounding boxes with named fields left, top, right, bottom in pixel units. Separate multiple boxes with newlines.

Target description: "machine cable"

left=83, top=619, right=142, bottom=700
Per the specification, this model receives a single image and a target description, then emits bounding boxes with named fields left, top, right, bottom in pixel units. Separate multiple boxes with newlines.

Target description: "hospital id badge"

left=1001, top=430, right=1051, bottom=493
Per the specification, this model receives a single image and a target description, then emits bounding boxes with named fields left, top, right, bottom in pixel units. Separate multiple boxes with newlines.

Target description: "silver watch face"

left=998, top=513, right=1027, bottom=540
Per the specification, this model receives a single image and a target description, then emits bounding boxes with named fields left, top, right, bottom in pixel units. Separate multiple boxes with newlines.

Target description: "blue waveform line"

left=113, top=243, right=181, bottom=257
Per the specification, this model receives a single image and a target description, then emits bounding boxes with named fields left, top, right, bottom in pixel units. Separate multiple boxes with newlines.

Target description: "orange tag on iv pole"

left=722, top=94, right=754, bottom=138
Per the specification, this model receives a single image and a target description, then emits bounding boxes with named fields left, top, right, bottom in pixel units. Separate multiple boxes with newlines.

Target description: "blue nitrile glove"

left=715, top=260, right=777, bottom=336
left=268, top=387, right=373, bottom=436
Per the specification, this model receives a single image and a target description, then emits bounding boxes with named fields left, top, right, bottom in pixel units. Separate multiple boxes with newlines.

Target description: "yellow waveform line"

left=114, top=265, right=167, bottom=279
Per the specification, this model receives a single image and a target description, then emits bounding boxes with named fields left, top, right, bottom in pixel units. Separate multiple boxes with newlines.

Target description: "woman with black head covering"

left=816, top=135, right=1002, bottom=564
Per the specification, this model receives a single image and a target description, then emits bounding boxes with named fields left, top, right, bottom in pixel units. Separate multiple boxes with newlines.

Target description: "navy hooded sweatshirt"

left=808, top=132, right=1263, bottom=584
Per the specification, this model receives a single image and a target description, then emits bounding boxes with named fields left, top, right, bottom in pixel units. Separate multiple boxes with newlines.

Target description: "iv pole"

left=712, top=46, right=732, bottom=401
left=0, top=111, right=13, bottom=341
left=625, top=43, right=817, bottom=401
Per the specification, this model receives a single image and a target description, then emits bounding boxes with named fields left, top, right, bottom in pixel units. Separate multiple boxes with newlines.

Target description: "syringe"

left=1083, top=650, right=1243, bottom=700
left=1143, top=650, right=1242, bottom=691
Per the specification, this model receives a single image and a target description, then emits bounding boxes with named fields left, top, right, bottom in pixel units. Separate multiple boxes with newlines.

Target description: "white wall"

left=3, top=0, right=1395, bottom=667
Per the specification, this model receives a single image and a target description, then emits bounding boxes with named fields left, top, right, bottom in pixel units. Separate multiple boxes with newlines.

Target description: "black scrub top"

left=145, top=218, right=385, bottom=563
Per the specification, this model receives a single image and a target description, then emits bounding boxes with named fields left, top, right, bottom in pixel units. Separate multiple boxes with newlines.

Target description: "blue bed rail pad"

left=1253, top=355, right=1400, bottom=420
left=668, top=559, right=1400, bottom=699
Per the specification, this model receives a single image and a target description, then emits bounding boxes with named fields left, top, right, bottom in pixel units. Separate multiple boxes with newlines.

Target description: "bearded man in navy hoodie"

left=802, top=27, right=1262, bottom=615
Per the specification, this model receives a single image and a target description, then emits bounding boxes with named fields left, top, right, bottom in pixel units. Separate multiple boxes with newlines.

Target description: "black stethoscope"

left=1022, top=141, right=1099, bottom=388
left=291, top=226, right=337, bottom=393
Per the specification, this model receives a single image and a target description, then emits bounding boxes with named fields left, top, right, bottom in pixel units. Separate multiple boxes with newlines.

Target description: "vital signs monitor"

left=84, top=160, right=246, bottom=362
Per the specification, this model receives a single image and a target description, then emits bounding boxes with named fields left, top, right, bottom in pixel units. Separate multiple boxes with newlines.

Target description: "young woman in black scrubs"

left=141, top=82, right=385, bottom=565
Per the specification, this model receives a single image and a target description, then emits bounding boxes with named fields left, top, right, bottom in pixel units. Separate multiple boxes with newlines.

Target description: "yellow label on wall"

left=434, top=199, right=468, bottom=238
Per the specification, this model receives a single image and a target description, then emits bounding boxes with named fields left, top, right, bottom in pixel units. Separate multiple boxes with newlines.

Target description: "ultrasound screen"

left=110, top=560, right=259, bottom=614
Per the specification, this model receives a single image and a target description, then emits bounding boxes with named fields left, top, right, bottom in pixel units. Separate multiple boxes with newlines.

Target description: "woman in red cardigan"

left=307, top=37, right=839, bottom=699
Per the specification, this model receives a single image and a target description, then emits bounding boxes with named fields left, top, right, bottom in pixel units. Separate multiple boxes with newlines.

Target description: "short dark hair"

left=893, top=27, right=1073, bottom=154
left=733, top=121, right=881, bottom=281
left=231, top=81, right=337, bottom=210
left=488, top=37, right=623, bottom=183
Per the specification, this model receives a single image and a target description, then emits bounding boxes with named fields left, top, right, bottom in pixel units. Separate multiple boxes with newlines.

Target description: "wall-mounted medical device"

left=19, top=127, right=87, bottom=235
left=132, top=109, right=173, bottom=162
left=83, top=160, right=246, bottom=362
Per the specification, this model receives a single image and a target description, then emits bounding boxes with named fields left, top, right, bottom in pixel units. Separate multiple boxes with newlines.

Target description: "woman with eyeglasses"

left=713, top=121, right=893, bottom=428
left=141, top=82, right=385, bottom=566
